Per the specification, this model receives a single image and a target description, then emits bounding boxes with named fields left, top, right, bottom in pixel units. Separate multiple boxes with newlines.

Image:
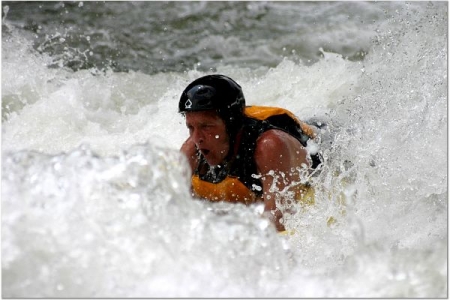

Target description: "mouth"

left=199, top=148, right=210, bottom=156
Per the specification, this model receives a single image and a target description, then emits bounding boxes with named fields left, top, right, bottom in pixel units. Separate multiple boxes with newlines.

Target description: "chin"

left=205, top=157, right=222, bottom=166
left=206, top=160, right=219, bottom=167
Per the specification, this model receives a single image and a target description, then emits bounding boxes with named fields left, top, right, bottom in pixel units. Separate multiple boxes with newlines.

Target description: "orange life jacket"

left=191, top=106, right=318, bottom=204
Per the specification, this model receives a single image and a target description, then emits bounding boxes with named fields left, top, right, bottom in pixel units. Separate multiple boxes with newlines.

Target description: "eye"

left=202, top=124, right=216, bottom=131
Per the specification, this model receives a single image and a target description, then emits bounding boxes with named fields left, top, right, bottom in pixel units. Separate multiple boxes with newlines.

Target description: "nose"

left=190, top=128, right=204, bottom=145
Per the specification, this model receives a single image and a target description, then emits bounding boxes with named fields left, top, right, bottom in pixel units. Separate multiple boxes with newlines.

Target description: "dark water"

left=2, top=1, right=405, bottom=74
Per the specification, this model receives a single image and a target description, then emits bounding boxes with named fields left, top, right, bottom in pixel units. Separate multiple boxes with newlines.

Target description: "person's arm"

left=180, top=137, right=199, bottom=173
left=254, top=129, right=310, bottom=231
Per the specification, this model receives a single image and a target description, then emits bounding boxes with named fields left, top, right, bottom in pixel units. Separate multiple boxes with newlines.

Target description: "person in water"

left=179, top=74, right=321, bottom=231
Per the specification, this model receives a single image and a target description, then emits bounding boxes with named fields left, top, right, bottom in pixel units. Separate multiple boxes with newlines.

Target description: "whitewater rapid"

left=2, top=1, right=447, bottom=298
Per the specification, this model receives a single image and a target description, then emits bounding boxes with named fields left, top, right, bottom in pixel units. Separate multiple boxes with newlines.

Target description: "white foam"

left=2, top=2, right=447, bottom=298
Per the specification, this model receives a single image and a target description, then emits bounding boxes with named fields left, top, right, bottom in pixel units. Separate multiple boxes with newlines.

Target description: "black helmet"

left=179, top=74, right=246, bottom=137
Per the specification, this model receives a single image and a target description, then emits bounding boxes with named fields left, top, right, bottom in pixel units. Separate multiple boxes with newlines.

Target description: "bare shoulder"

left=254, top=129, right=309, bottom=172
left=255, top=129, right=304, bottom=156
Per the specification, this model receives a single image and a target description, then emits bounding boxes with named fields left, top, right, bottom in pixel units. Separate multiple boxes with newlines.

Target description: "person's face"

left=185, top=110, right=230, bottom=166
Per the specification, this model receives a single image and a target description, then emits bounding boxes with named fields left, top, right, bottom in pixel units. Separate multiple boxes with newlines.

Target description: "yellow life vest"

left=192, top=175, right=257, bottom=205
left=244, top=106, right=316, bottom=139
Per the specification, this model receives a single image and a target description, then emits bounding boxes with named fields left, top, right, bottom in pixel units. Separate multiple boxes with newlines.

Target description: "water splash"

left=3, top=143, right=295, bottom=297
left=1, top=1, right=447, bottom=298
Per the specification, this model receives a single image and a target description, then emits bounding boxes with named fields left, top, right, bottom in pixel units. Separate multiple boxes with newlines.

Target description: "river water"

left=2, top=1, right=447, bottom=298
